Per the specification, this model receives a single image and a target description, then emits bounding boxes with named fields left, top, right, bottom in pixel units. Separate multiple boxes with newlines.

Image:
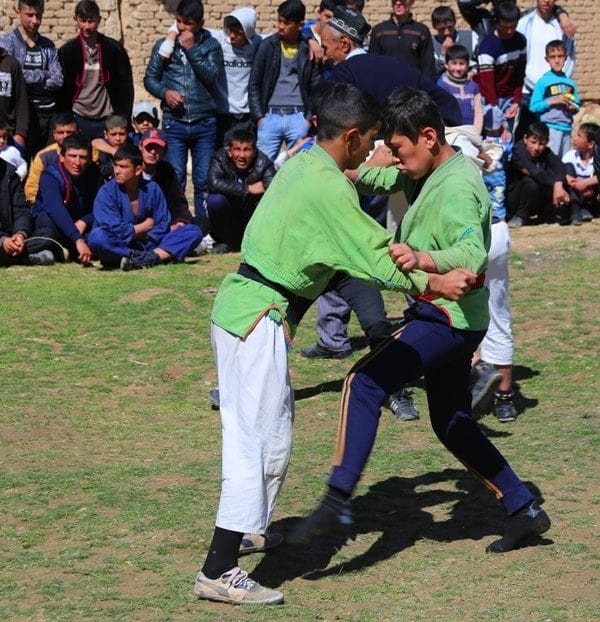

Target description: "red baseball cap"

left=140, top=128, right=167, bottom=148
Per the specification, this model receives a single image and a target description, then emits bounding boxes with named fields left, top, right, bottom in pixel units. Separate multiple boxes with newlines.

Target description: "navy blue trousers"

left=329, top=301, right=534, bottom=516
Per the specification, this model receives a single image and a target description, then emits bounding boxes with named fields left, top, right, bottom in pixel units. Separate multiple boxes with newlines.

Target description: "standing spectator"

left=144, top=0, right=223, bottom=220
left=248, top=0, right=321, bottom=161
left=0, top=47, right=28, bottom=154
left=476, top=1, right=526, bottom=138
left=0, top=0, right=63, bottom=157
left=529, top=40, right=579, bottom=158
left=369, top=0, right=436, bottom=80
left=431, top=5, right=478, bottom=79
left=57, top=0, right=134, bottom=141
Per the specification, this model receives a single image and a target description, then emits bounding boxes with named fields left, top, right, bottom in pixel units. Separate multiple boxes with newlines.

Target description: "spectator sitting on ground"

left=130, top=102, right=160, bottom=147
left=88, top=144, right=201, bottom=270
left=24, top=112, right=78, bottom=203
left=0, top=121, right=28, bottom=180
left=92, top=114, right=130, bottom=181
left=506, top=121, right=570, bottom=228
left=431, top=5, right=478, bottom=79
left=206, top=128, right=276, bottom=254
left=31, top=133, right=101, bottom=264
left=563, top=122, right=599, bottom=224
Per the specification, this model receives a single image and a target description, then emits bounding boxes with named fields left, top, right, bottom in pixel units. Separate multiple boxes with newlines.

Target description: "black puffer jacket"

left=0, top=159, right=30, bottom=240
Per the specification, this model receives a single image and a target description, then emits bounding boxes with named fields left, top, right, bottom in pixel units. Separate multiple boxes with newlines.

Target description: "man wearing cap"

left=131, top=102, right=160, bottom=147
left=369, top=0, right=436, bottom=80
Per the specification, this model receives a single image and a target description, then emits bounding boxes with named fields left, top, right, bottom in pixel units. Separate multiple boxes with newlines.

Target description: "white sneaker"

left=194, top=567, right=283, bottom=605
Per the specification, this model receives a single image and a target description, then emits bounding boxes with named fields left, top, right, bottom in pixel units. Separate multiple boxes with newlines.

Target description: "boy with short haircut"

left=476, top=1, right=526, bottom=138
left=302, top=0, right=345, bottom=45
left=88, top=144, right=201, bottom=270
left=431, top=5, right=478, bottom=79
left=437, top=44, right=483, bottom=133
left=58, top=0, right=134, bottom=141
left=194, top=83, right=475, bottom=606
left=563, top=122, right=599, bottom=224
left=248, top=0, right=321, bottom=161
left=130, top=102, right=160, bottom=146
left=291, top=87, right=551, bottom=560
left=31, top=133, right=101, bottom=264
left=0, top=0, right=63, bottom=156
left=507, top=121, right=570, bottom=227
left=206, top=128, right=276, bottom=254
left=92, top=114, right=130, bottom=180
left=24, top=112, right=77, bottom=203
left=529, top=40, right=580, bottom=159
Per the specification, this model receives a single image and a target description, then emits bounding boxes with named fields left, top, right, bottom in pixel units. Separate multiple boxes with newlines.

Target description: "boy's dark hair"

left=105, top=114, right=128, bottom=131
left=496, top=1, right=520, bottom=23
left=113, top=144, right=143, bottom=167
left=525, top=121, right=550, bottom=142
left=545, top=39, right=566, bottom=55
left=52, top=112, right=77, bottom=129
left=431, top=6, right=456, bottom=25
left=74, top=0, right=100, bottom=20
left=346, top=0, right=364, bottom=11
left=223, top=15, right=243, bottom=31
left=315, top=83, right=380, bottom=141
left=176, top=0, right=204, bottom=22
left=382, top=88, right=446, bottom=145
left=228, top=128, right=256, bottom=147
left=445, top=44, right=470, bottom=63
left=60, top=134, right=91, bottom=155
left=578, top=122, right=600, bottom=142
left=0, top=120, right=9, bottom=133
left=278, top=0, right=306, bottom=23
left=319, top=0, right=344, bottom=13
left=18, top=0, right=44, bottom=11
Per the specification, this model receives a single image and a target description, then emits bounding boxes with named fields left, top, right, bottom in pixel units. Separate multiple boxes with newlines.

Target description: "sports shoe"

left=28, top=250, right=55, bottom=266
left=300, top=343, right=352, bottom=359
left=580, top=207, right=593, bottom=222
left=287, top=492, right=353, bottom=545
left=494, top=391, right=517, bottom=422
left=208, top=387, right=220, bottom=410
left=120, top=250, right=161, bottom=271
left=507, top=216, right=524, bottom=228
left=471, top=361, right=502, bottom=418
left=387, top=388, right=420, bottom=421
left=194, top=567, right=283, bottom=605
left=239, top=531, right=284, bottom=556
left=212, top=242, right=234, bottom=255
left=194, top=234, right=215, bottom=255
left=486, top=503, right=551, bottom=553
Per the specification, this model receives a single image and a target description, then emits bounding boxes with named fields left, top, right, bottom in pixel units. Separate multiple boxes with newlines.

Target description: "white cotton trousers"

left=480, top=221, right=514, bottom=366
left=211, top=316, right=294, bottom=534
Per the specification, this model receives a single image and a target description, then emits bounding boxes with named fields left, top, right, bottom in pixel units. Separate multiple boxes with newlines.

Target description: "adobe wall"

left=1, top=0, right=598, bottom=104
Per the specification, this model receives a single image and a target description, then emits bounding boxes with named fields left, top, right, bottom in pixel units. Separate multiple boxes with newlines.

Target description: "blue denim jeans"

left=163, top=116, right=217, bottom=216
left=257, top=112, right=309, bottom=161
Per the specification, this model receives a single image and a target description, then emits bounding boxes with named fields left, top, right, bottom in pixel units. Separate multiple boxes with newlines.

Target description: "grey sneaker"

left=120, top=250, right=161, bottom=271
left=208, top=388, right=220, bottom=410
left=507, top=216, right=524, bottom=228
left=471, top=361, right=502, bottom=418
left=387, top=388, right=420, bottom=421
left=28, top=249, right=55, bottom=266
left=239, top=531, right=284, bottom=556
left=194, top=567, right=283, bottom=605
left=494, top=391, right=517, bottom=422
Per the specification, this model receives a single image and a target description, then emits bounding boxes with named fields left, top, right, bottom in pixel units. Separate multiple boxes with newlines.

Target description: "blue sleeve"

left=92, top=183, right=135, bottom=244
left=529, top=76, right=550, bottom=114
left=145, top=183, right=171, bottom=243
left=36, top=172, right=81, bottom=242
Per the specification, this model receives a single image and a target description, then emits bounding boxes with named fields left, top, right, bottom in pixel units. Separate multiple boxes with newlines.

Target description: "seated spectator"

left=88, top=144, right=201, bottom=270
left=31, top=133, right=101, bottom=264
left=24, top=112, right=78, bottom=203
left=437, top=44, right=482, bottom=133
left=130, top=102, right=160, bottom=147
left=506, top=121, right=570, bottom=228
left=206, top=128, right=275, bottom=253
left=529, top=40, right=580, bottom=159
left=0, top=121, right=28, bottom=180
left=1, top=157, right=53, bottom=266
left=563, top=122, right=599, bottom=224
left=92, top=114, right=130, bottom=181
left=431, top=5, right=478, bottom=79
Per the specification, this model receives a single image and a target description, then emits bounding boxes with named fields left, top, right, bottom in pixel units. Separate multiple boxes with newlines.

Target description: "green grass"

left=1, top=229, right=599, bottom=621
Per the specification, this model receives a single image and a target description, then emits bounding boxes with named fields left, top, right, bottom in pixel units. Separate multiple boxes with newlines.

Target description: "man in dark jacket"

left=248, top=0, right=321, bottom=160
left=0, top=47, right=29, bottom=152
left=206, top=128, right=275, bottom=253
left=57, top=0, right=133, bottom=142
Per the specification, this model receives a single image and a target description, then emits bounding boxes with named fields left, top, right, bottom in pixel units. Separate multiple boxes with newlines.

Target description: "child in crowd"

left=302, top=0, right=344, bottom=45
left=205, top=128, right=276, bottom=254
left=437, top=44, right=483, bottom=133
left=92, top=115, right=130, bottom=180
left=431, top=5, right=478, bottom=79
left=130, top=102, right=160, bottom=146
left=529, top=40, right=580, bottom=159
left=563, top=122, right=599, bottom=224
left=0, top=122, right=28, bottom=180
left=507, top=121, right=570, bottom=227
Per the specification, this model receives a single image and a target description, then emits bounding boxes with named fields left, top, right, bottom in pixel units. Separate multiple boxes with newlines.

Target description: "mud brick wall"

left=1, top=0, right=598, bottom=105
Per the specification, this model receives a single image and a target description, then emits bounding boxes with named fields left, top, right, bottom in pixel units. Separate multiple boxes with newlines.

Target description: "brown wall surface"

left=1, top=0, right=598, bottom=104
